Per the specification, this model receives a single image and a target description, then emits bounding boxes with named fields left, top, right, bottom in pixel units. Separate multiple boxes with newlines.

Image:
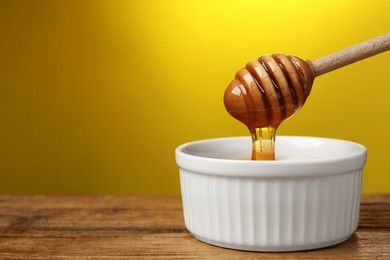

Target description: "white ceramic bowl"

left=175, top=136, right=367, bottom=252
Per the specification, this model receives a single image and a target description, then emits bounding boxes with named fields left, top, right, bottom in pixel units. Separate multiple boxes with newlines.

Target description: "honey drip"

left=223, top=34, right=390, bottom=160
left=224, top=54, right=315, bottom=160
left=250, top=126, right=277, bottom=160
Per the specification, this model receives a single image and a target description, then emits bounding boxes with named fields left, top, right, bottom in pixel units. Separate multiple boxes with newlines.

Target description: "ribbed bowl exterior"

left=179, top=168, right=363, bottom=251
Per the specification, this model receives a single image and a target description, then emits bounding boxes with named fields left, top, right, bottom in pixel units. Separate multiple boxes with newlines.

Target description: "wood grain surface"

left=0, top=194, right=389, bottom=259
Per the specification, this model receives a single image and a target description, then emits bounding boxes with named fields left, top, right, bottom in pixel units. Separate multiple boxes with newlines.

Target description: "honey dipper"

left=224, top=33, right=390, bottom=160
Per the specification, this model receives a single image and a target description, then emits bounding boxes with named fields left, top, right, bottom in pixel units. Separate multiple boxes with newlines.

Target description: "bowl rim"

left=175, top=136, right=367, bottom=177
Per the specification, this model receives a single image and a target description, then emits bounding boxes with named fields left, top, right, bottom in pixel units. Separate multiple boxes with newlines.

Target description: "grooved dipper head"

left=224, top=54, right=315, bottom=128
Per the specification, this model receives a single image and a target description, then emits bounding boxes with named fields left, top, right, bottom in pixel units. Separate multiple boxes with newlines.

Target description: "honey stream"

left=249, top=126, right=277, bottom=160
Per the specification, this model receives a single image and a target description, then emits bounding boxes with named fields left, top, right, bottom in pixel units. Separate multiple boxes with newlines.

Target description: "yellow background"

left=0, top=0, right=389, bottom=195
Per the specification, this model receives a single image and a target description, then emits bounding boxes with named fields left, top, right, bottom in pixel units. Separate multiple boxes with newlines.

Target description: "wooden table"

left=0, top=194, right=389, bottom=259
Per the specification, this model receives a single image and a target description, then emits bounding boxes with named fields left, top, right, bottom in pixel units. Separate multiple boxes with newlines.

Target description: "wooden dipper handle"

left=310, top=33, right=390, bottom=77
